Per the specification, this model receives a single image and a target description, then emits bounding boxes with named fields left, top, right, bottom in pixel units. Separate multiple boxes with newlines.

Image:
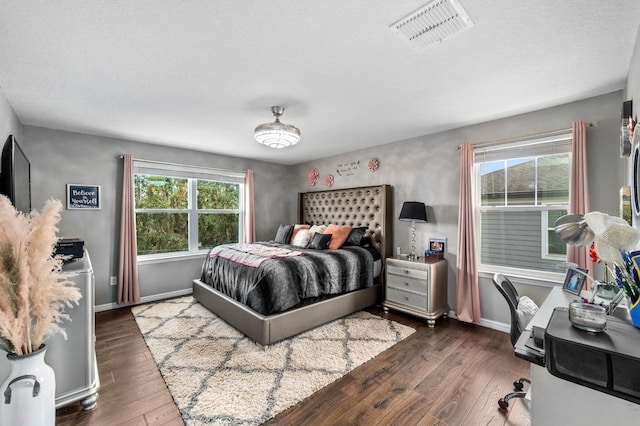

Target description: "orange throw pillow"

left=324, top=224, right=353, bottom=250
left=289, top=224, right=311, bottom=243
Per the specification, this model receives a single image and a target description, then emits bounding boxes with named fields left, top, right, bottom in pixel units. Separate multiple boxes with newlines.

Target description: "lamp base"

left=408, top=253, right=417, bottom=261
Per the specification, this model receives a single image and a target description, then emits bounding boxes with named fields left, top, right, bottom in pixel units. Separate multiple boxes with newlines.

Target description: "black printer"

left=55, top=238, right=85, bottom=260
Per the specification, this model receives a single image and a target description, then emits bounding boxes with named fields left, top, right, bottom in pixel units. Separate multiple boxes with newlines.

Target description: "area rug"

left=132, top=296, right=415, bottom=425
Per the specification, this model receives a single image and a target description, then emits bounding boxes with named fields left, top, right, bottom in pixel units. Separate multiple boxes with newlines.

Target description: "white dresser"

left=383, top=256, right=449, bottom=327
left=0, top=250, right=99, bottom=410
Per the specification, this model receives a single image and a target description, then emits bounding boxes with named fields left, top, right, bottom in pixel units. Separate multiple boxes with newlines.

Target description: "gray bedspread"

left=200, top=242, right=375, bottom=315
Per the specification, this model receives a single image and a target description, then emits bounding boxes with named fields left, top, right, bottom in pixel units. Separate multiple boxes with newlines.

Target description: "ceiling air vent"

left=390, top=0, right=473, bottom=49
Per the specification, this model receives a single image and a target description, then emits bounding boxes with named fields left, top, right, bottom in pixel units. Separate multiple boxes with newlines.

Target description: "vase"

left=0, top=345, right=56, bottom=426
left=629, top=299, right=640, bottom=328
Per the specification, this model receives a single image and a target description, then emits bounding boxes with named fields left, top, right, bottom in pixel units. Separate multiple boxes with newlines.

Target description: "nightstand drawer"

left=387, top=264, right=429, bottom=280
left=387, top=273, right=427, bottom=293
left=387, top=287, right=427, bottom=310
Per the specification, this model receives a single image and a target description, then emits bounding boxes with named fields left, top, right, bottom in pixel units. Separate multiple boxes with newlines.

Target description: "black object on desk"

left=544, top=307, right=640, bottom=405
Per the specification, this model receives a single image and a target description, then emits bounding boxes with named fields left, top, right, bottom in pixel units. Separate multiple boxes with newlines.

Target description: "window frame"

left=473, top=133, right=572, bottom=282
left=133, top=160, right=245, bottom=261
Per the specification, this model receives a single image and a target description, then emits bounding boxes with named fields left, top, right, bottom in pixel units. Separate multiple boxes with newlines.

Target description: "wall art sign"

left=67, top=184, right=101, bottom=210
left=336, top=160, right=360, bottom=176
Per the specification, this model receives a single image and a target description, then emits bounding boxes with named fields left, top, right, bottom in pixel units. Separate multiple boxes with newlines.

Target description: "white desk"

left=515, top=286, right=640, bottom=425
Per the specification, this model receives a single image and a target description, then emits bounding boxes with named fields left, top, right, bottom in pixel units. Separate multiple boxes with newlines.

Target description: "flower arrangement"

left=583, top=212, right=640, bottom=306
left=0, top=196, right=81, bottom=355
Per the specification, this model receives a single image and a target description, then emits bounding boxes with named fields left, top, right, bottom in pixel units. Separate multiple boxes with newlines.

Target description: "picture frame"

left=67, top=184, right=101, bottom=210
left=428, top=237, right=446, bottom=254
left=562, top=268, right=587, bottom=295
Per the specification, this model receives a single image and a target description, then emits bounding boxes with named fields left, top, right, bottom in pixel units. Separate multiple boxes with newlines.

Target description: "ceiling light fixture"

left=254, top=106, right=301, bottom=149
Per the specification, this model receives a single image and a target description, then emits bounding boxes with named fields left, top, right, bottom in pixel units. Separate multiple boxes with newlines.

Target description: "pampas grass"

left=0, top=195, right=81, bottom=355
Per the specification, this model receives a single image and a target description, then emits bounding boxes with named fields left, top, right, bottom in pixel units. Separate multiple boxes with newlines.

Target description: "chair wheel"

left=514, top=381, right=524, bottom=391
left=498, top=399, right=509, bottom=410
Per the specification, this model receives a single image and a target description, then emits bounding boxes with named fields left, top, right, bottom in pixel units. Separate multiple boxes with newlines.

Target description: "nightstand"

left=383, top=256, right=449, bottom=327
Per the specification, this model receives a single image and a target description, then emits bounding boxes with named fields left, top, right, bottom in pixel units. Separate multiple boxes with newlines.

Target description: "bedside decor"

left=0, top=196, right=81, bottom=425
left=399, top=201, right=428, bottom=261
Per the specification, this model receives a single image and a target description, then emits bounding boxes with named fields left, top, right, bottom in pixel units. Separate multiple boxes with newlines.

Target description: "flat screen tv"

left=0, top=135, right=31, bottom=213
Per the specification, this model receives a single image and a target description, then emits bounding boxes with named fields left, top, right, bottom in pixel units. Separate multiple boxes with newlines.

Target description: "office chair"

left=492, top=273, right=537, bottom=410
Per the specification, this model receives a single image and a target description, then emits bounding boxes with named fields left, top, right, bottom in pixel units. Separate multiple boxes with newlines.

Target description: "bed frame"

left=193, top=184, right=393, bottom=345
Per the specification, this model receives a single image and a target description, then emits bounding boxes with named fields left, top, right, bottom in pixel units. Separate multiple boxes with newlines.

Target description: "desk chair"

left=492, top=273, right=538, bottom=410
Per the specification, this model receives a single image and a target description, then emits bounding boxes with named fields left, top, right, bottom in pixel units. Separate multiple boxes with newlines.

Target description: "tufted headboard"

left=298, top=184, right=393, bottom=261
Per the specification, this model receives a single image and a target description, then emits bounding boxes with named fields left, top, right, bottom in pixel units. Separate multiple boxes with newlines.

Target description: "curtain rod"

left=119, top=155, right=246, bottom=175
left=456, top=123, right=593, bottom=151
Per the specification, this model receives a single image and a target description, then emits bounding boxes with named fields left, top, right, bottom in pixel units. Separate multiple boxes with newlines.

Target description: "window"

left=475, top=133, right=571, bottom=275
left=133, top=160, right=245, bottom=258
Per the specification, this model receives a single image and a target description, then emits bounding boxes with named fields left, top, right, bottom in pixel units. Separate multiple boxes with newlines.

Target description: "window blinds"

left=133, top=159, right=246, bottom=184
left=474, top=133, right=572, bottom=163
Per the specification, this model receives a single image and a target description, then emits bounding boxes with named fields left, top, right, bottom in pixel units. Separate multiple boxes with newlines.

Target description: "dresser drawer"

left=387, top=273, right=427, bottom=293
left=387, top=264, right=429, bottom=280
left=387, top=287, right=427, bottom=310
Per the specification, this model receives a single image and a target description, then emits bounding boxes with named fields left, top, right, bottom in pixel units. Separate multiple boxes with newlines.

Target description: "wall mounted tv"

left=0, top=135, right=31, bottom=213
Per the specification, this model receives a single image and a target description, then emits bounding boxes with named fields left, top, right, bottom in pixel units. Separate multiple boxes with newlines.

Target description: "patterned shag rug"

left=132, top=296, right=415, bottom=425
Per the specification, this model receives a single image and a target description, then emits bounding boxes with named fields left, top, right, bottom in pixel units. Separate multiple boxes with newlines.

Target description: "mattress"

left=200, top=242, right=378, bottom=315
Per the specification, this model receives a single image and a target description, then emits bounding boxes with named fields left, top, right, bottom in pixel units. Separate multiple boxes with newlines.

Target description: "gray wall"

left=291, top=91, right=624, bottom=327
left=20, top=126, right=294, bottom=307
left=0, top=87, right=22, bottom=147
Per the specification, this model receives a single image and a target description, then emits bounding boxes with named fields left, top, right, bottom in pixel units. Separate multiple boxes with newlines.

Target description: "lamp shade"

left=399, top=201, right=428, bottom=222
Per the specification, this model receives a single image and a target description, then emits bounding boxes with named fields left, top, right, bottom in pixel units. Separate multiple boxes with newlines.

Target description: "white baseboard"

left=447, top=309, right=510, bottom=334
left=97, top=296, right=511, bottom=336
left=95, top=288, right=193, bottom=312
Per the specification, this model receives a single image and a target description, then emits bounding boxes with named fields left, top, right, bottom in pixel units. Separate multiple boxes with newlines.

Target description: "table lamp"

left=399, top=201, right=428, bottom=260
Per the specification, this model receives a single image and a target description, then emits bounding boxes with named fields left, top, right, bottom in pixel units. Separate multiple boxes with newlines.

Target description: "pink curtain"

left=244, top=169, right=256, bottom=243
left=456, top=143, right=481, bottom=323
left=117, top=154, right=140, bottom=304
left=569, top=120, right=593, bottom=286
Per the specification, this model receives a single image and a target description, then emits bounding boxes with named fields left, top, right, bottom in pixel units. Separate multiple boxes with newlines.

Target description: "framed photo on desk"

left=562, top=268, right=587, bottom=295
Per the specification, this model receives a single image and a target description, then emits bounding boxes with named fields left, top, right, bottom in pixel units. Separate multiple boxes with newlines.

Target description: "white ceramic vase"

left=0, top=345, right=56, bottom=426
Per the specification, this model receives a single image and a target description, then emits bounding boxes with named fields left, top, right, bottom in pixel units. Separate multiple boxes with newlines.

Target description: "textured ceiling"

left=1, top=1, right=639, bottom=165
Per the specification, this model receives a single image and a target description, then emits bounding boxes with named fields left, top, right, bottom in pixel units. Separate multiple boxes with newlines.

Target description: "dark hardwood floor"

left=56, top=305, right=531, bottom=425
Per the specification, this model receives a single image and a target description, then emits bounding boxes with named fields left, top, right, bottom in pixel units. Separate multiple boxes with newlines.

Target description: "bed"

left=192, top=184, right=393, bottom=345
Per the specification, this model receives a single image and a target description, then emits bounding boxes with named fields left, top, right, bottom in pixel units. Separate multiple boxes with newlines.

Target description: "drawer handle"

left=403, top=269, right=410, bottom=274
left=404, top=296, right=409, bottom=301
left=404, top=281, right=409, bottom=286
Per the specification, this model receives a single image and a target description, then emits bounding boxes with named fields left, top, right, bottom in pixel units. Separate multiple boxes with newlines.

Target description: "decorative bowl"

left=569, top=302, right=607, bottom=332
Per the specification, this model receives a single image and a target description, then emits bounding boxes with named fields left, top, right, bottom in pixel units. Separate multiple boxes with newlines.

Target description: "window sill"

left=478, top=267, right=564, bottom=288
left=137, top=251, right=208, bottom=266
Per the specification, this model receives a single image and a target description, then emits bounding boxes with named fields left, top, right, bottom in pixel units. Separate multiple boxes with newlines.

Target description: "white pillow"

left=309, top=224, right=327, bottom=234
left=516, top=296, right=539, bottom=330
left=292, top=229, right=314, bottom=247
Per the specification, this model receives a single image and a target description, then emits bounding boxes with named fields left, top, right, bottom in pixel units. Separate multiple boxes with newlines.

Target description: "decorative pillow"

left=291, top=229, right=314, bottom=247
left=343, top=227, right=367, bottom=246
left=289, top=224, right=311, bottom=243
left=309, top=224, right=327, bottom=234
left=274, top=224, right=294, bottom=244
left=324, top=224, right=353, bottom=250
left=307, top=233, right=332, bottom=250
left=516, top=296, right=539, bottom=330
